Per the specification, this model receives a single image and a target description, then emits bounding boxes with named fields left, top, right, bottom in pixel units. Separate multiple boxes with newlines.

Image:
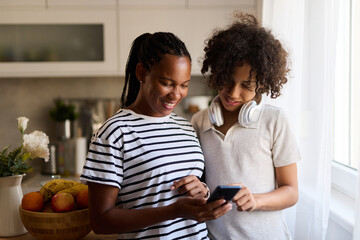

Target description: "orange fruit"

left=76, top=188, right=88, bottom=209
left=22, top=191, right=44, bottom=212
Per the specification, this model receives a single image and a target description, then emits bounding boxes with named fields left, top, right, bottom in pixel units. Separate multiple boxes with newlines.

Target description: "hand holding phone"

left=207, top=185, right=241, bottom=203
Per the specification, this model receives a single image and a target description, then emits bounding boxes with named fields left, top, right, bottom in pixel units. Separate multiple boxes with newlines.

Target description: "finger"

left=170, top=176, right=197, bottom=190
left=185, top=196, right=207, bottom=206
left=187, top=187, right=205, bottom=198
left=178, top=181, right=201, bottom=195
left=199, top=202, right=232, bottom=221
left=239, top=199, right=256, bottom=212
left=234, top=194, right=250, bottom=208
left=232, top=185, right=248, bottom=202
left=206, top=199, right=227, bottom=210
left=213, top=202, right=233, bottom=217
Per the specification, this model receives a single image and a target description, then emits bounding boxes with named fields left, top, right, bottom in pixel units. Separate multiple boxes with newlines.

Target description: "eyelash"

left=242, top=83, right=254, bottom=90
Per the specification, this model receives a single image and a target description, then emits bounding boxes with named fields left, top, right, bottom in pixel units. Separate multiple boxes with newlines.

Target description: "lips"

left=161, top=99, right=177, bottom=110
left=224, top=96, right=240, bottom=106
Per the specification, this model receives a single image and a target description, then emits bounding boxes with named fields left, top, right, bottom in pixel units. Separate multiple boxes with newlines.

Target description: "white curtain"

left=353, top=1, right=360, bottom=239
left=261, top=0, right=340, bottom=239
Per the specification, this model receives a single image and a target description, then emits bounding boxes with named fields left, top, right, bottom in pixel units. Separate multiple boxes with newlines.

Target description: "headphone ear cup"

left=238, top=100, right=258, bottom=127
left=209, top=98, right=224, bottom=127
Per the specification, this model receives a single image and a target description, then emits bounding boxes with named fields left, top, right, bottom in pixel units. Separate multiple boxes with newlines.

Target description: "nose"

left=226, top=84, right=242, bottom=99
left=169, top=86, right=182, bottom=100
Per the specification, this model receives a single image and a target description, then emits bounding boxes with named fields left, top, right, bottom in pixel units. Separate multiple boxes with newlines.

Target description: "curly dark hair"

left=202, top=13, right=290, bottom=98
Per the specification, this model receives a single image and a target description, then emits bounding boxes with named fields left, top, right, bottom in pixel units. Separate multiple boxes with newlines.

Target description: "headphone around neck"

left=208, top=95, right=263, bottom=127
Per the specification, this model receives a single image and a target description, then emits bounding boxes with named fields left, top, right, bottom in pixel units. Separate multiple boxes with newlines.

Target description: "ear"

left=135, top=63, right=146, bottom=83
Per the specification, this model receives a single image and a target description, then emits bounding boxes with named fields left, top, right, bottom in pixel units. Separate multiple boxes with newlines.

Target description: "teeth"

left=163, top=101, right=175, bottom=107
left=226, top=97, right=237, bottom=103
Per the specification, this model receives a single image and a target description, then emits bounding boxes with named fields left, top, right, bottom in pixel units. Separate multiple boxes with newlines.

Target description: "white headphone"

left=209, top=95, right=263, bottom=127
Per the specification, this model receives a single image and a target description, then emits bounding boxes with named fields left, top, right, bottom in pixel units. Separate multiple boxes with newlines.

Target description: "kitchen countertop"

left=0, top=173, right=117, bottom=240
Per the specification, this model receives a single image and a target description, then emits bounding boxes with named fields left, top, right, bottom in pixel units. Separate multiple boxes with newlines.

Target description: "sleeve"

left=272, top=109, right=301, bottom=167
left=80, top=130, right=124, bottom=189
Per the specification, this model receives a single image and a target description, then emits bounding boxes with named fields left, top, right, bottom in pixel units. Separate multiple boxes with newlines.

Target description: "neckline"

left=123, top=109, right=172, bottom=122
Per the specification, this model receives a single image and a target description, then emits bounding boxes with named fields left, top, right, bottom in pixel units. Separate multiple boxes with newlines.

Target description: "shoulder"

left=261, top=104, right=288, bottom=123
left=93, top=109, right=137, bottom=141
left=191, top=109, right=208, bottom=124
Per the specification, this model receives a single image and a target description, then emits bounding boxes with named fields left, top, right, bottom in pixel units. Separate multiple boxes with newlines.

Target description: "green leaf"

left=49, top=98, right=78, bottom=121
left=21, top=153, right=31, bottom=162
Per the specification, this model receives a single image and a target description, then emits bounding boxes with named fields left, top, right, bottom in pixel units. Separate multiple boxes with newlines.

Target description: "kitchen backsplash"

left=0, top=76, right=212, bottom=175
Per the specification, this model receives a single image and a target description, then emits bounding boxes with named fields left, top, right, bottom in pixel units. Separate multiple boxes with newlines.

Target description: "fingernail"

left=170, top=186, right=175, bottom=190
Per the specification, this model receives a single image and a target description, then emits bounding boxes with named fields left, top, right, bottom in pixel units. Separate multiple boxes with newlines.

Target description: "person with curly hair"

left=191, top=13, right=300, bottom=239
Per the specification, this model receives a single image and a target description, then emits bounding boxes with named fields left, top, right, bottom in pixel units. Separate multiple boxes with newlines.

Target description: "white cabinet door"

left=47, top=0, right=117, bottom=9
left=118, top=7, right=257, bottom=75
left=188, top=0, right=256, bottom=8
left=0, top=9, right=118, bottom=77
left=0, top=0, right=45, bottom=9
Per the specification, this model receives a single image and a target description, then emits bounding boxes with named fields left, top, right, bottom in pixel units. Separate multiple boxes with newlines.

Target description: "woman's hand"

left=171, top=197, right=232, bottom=222
left=170, top=175, right=209, bottom=198
left=231, top=184, right=257, bottom=212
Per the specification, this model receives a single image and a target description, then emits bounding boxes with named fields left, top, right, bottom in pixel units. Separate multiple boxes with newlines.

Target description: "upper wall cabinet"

left=0, top=9, right=118, bottom=77
left=0, top=0, right=46, bottom=9
left=0, top=0, right=260, bottom=77
left=118, top=1, right=258, bottom=75
left=46, top=0, right=117, bottom=9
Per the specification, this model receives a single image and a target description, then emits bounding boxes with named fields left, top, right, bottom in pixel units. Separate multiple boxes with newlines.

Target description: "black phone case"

left=207, top=185, right=241, bottom=203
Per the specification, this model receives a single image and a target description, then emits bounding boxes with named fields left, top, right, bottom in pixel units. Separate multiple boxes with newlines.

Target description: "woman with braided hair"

left=81, top=32, right=231, bottom=239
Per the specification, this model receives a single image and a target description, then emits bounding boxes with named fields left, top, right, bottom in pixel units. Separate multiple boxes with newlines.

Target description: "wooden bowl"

left=19, top=205, right=91, bottom=240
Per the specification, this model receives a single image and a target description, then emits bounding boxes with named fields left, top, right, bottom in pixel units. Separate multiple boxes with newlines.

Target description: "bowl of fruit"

left=19, top=179, right=91, bottom=240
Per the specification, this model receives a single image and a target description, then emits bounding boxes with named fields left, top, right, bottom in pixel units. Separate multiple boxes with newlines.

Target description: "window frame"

left=330, top=0, right=359, bottom=233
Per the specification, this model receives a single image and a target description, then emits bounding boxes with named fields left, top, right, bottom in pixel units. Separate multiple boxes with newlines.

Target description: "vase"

left=0, top=174, right=27, bottom=237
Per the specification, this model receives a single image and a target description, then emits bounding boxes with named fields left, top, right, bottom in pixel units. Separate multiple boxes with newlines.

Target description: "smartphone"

left=207, top=185, right=241, bottom=203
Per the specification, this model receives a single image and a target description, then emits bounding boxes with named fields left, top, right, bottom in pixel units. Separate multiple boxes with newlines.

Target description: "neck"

left=128, top=103, right=142, bottom=114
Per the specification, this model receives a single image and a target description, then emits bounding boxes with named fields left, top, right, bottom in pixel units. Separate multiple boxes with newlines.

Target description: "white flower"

left=23, top=130, right=50, bottom=162
left=17, top=117, right=29, bottom=133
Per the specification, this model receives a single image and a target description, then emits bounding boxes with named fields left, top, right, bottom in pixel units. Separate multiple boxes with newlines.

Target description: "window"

left=332, top=0, right=359, bottom=212
left=330, top=1, right=359, bottom=231
left=333, top=0, right=359, bottom=172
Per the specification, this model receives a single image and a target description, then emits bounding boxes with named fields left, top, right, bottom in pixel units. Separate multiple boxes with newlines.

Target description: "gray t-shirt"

left=191, top=104, right=300, bottom=240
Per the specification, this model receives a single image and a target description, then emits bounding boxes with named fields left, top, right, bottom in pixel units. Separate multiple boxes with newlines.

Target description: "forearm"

left=254, top=185, right=298, bottom=211
left=91, top=204, right=177, bottom=234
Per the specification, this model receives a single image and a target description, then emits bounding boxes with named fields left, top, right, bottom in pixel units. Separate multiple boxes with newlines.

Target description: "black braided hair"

left=121, top=32, right=191, bottom=108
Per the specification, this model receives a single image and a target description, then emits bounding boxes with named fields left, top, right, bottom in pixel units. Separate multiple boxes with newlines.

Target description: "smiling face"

left=135, top=54, right=191, bottom=117
left=218, top=62, right=257, bottom=113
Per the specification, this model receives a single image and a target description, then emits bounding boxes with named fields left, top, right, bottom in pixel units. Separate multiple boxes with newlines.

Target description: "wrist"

left=167, top=202, right=180, bottom=220
left=201, top=182, right=210, bottom=200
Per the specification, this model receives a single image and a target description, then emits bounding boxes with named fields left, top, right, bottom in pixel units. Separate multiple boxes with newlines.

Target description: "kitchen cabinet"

left=118, top=7, right=257, bottom=75
left=118, top=0, right=186, bottom=8
left=188, top=0, right=256, bottom=8
left=47, top=0, right=117, bottom=9
left=0, top=0, right=45, bottom=9
left=0, top=9, right=118, bottom=77
left=0, top=0, right=260, bottom=77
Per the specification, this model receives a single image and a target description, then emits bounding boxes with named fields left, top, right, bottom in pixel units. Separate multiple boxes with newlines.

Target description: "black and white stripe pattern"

left=81, top=109, right=208, bottom=239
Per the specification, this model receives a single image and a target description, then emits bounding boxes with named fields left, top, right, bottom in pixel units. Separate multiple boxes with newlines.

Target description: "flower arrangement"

left=0, top=117, right=49, bottom=177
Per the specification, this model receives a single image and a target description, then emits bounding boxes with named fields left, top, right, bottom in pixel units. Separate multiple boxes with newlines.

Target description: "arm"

left=233, top=162, right=298, bottom=211
left=89, top=181, right=231, bottom=234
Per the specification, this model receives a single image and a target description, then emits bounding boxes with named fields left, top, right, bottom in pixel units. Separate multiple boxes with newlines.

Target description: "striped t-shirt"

left=80, top=109, right=208, bottom=239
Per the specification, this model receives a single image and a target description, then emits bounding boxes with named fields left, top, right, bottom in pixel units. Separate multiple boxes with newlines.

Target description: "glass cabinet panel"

left=0, top=24, right=104, bottom=62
